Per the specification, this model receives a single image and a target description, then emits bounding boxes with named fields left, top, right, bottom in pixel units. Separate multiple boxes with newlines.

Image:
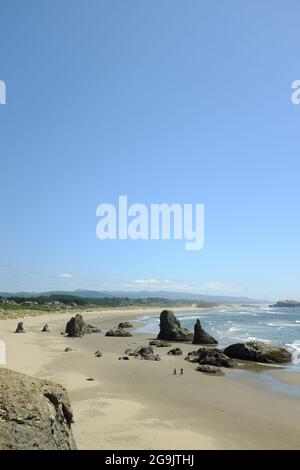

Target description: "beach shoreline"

left=1, top=306, right=300, bottom=449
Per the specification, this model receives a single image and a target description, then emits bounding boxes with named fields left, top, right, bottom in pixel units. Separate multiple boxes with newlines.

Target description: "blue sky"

left=0, top=0, right=300, bottom=299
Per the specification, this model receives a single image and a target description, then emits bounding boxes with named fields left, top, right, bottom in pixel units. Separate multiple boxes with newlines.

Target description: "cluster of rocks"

left=124, top=345, right=161, bottom=361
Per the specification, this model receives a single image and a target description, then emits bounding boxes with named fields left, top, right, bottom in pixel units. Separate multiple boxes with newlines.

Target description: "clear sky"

left=1, top=0, right=300, bottom=299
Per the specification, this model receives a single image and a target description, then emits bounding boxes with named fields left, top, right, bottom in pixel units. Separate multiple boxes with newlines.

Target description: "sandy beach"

left=1, top=307, right=300, bottom=450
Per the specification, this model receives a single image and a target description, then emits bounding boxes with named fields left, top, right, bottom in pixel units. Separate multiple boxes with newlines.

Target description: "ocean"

left=135, top=304, right=300, bottom=366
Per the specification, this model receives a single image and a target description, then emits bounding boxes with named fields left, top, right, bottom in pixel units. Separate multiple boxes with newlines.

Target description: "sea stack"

left=65, top=314, right=94, bottom=337
left=192, top=319, right=218, bottom=344
left=157, top=310, right=193, bottom=342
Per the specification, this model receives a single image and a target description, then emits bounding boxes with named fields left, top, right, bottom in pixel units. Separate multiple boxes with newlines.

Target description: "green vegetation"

left=0, top=294, right=217, bottom=318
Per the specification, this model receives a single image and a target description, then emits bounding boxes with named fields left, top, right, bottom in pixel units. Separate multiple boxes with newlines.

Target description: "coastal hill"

left=0, top=289, right=263, bottom=304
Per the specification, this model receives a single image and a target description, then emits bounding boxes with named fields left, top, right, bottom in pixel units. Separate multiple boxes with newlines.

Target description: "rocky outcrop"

left=223, top=341, right=292, bottom=364
left=0, top=368, right=76, bottom=450
left=41, top=324, right=50, bottom=332
left=118, top=321, right=133, bottom=329
left=196, top=365, right=223, bottom=375
left=167, top=347, right=183, bottom=356
left=15, top=322, right=25, bottom=333
left=157, top=310, right=193, bottom=342
left=105, top=328, right=132, bottom=337
left=185, top=348, right=234, bottom=368
left=192, top=319, right=217, bottom=345
left=65, top=314, right=99, bottom=337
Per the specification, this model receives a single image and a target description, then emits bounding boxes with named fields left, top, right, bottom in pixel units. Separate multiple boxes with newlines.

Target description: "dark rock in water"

left=15, top=322, right=25, bottom=333
left=186, top=348, right=234, bottom=367
left=118, top=356, right=130, bottom=360
left=94, top=350, right=102, bottom=357
left=149, top=340, right=172, bottom=347
left=223, top=341, right=292, bottom=364
left=193, top=319, right=218, bottom=345
left=167, top=347, right=183, bottom=356
left=65, top=314, right=96, bottom=337
left=0, top=368, right=76, bottom=450
left=86, top=378, right=94, bottom=382
left=196, top=365, right=223, bottom=375
left=41, top=324, right=50, bottom=332
left=118, top=321, right=133, bottom=329
left=105, top=328, right=132, bottom=337
left=157, top=310, right=193, bottom=342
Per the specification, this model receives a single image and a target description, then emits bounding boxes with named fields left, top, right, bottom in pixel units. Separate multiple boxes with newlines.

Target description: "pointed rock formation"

left=65, top=314, right=97, bottom=337
left=41, top=324, right=49, bottom=332
left=193, top=319, right=217, bottom=344
left=157, top=310, right=193, bottom=342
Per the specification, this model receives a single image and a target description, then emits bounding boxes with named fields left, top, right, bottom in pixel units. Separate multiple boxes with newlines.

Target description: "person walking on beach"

left=173, top=368, right=177, bottom=375
left=180, top=368, right=183, bottom=375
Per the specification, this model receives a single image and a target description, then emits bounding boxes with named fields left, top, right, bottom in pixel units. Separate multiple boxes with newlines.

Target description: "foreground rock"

left=193, top=319, right=217, bottom=345
left=157, top=310, right=193, bottom=342
left=224, top=341, right=292, bottom=364
left=186, top=348, right=234, bottom=368
left=15, top=322, right=25, bottom=333
left=105, top=328, right=132, bottom=337
left=196, top=365, right=223, bottom=375
left=65, top=314, right=100, bottom=337
left=118, top=321, right=133, bottom=328
left=0, top=368, right=76, bottom=450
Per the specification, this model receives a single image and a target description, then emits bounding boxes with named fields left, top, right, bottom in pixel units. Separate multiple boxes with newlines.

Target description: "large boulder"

left=157, top=310, right=193, bottom=342
left=65, top=314, right=97, bottom=337
left=193, top=319, right=217, bottom=345
left=126, top=346, right=160, bottom=361
left=224, top=341, right=292, bottom=364
left=0, top=368, right=76, bottom=450
left=15, top=322, right=25, bottom=333
left=105, top=328, right=132, bottom=337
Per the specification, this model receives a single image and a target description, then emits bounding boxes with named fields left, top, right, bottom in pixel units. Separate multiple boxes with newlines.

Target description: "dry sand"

left=1, top=307, right=300, bottom=450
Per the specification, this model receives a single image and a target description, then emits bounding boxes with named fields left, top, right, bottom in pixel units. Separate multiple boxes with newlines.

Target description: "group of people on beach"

left=173, top=368, right=183, bottom=375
